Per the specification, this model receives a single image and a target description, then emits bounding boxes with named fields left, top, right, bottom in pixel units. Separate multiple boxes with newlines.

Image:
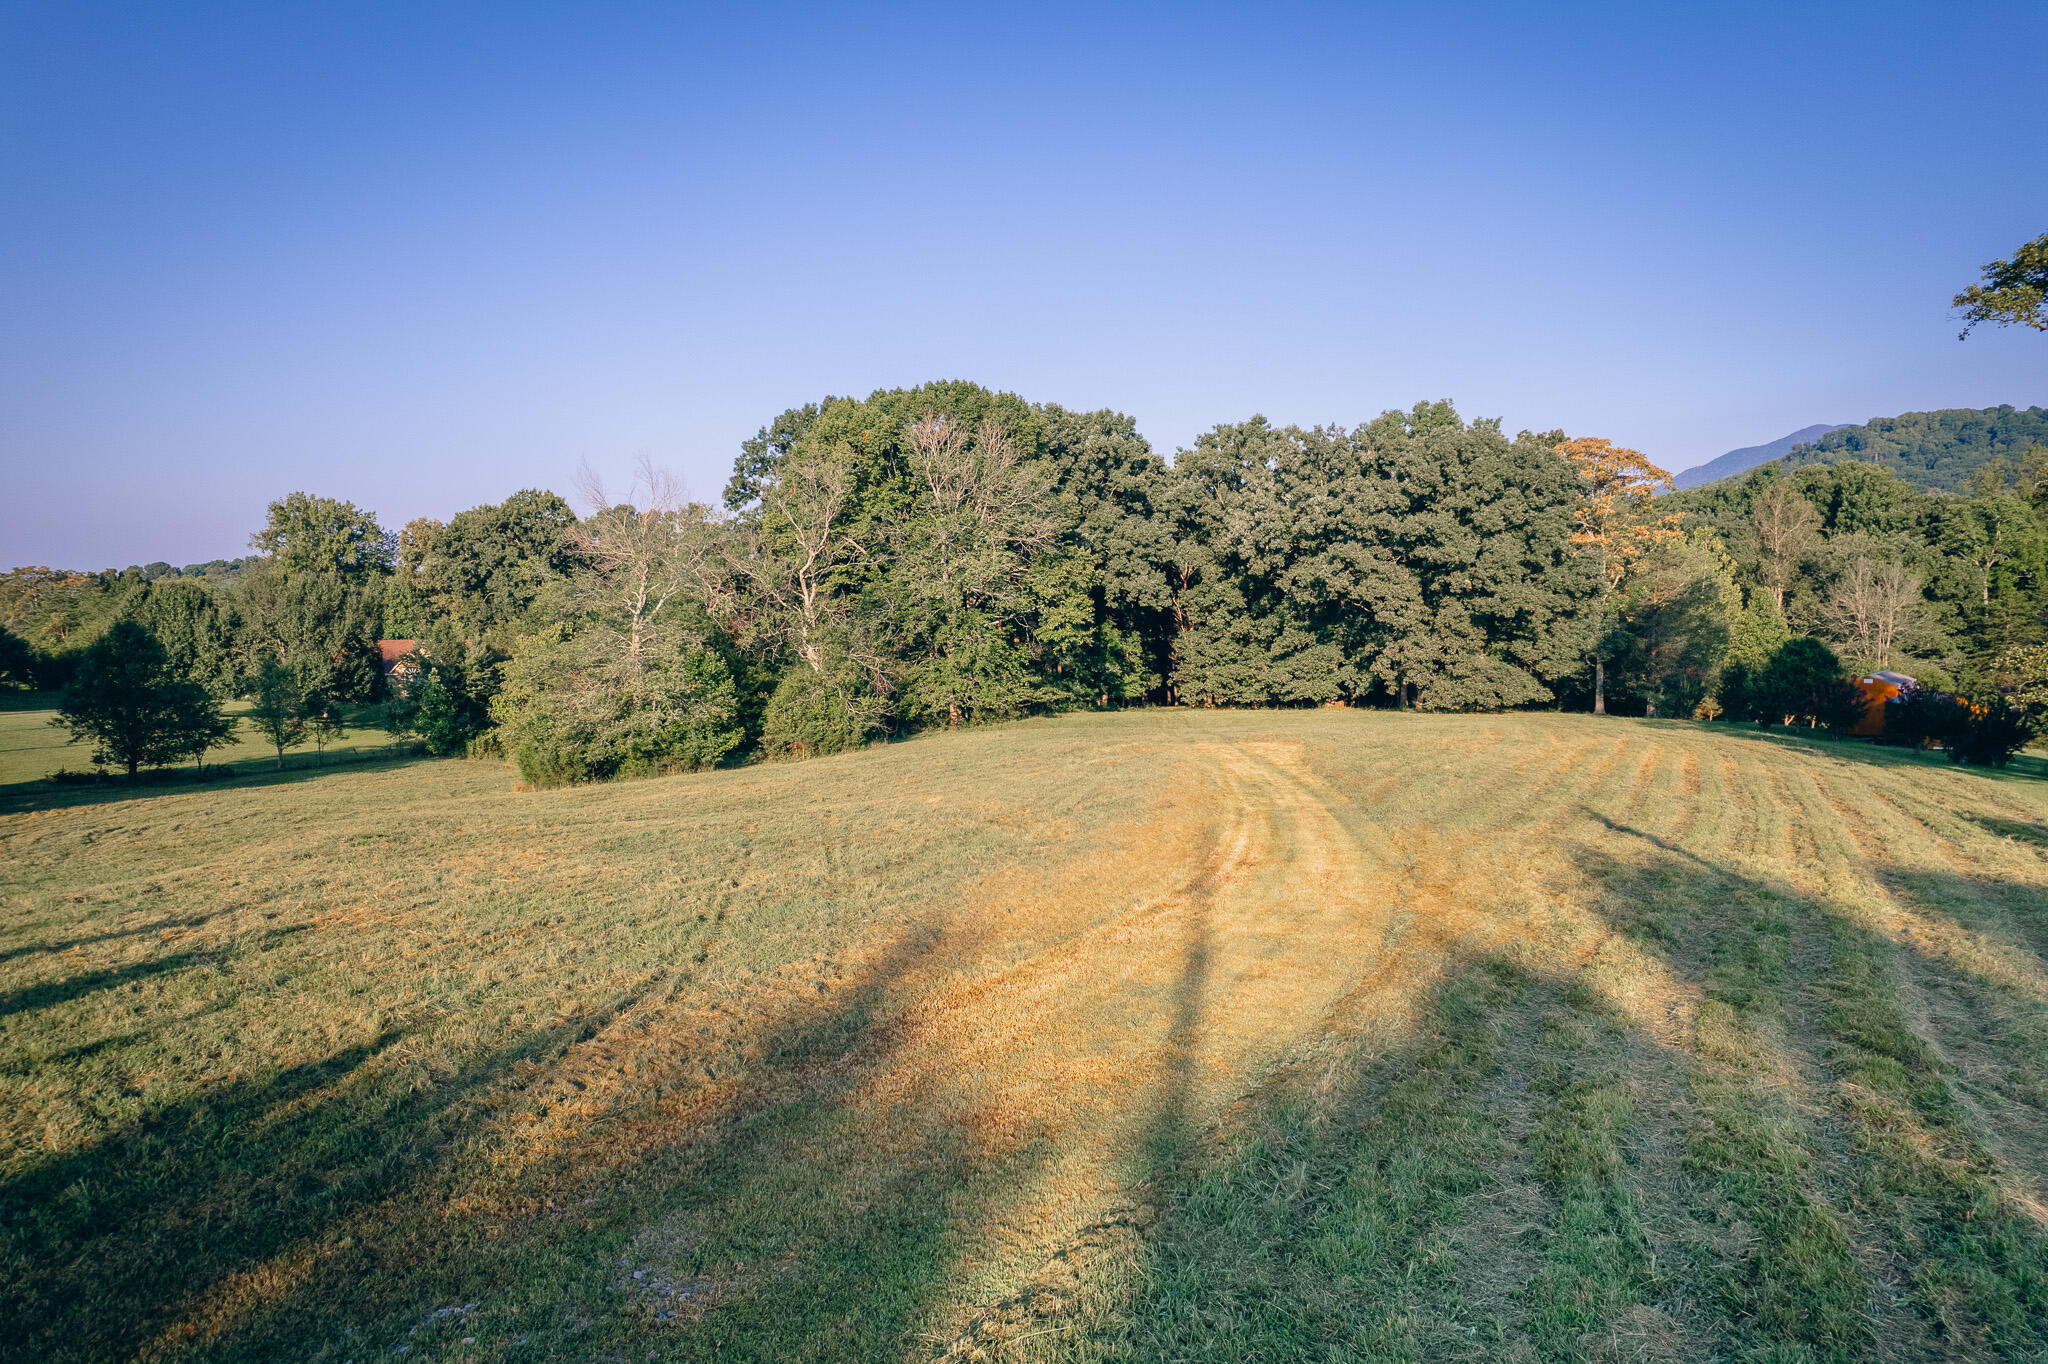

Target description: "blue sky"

left=3, top=1, right=2044, bottom=568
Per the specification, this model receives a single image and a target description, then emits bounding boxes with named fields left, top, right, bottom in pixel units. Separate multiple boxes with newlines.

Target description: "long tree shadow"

left=0, top=746, right=440, bottom=817
left=1058, top=810, right=2048, bottom=1362
left=1699, top=721, right=2048, bottom=786
left=0, top=908, right=1093, bottom=1362
left=0, top=950, right=206, bottom=1020
left=0, top=912, right=217, bottom=967
left=1591, top=814, right=2048, bottom=1357
left=1962, top=812, right=2048, bottom=851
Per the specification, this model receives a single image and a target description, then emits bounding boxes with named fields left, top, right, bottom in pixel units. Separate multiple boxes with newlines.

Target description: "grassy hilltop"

left=4, top=711, right=2048, bottom=1360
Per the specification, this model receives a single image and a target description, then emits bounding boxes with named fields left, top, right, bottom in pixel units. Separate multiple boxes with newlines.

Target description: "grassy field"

left=4, top=709, right=2048, bottom=1361
left=0, top=691, right=404, bottom=797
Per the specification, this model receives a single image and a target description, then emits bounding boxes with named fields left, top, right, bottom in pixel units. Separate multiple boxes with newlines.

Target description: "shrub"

left=760, top=667, right=865, bottom=759
left=1749, top=637, right=1846, bottom=728
left=494, top=623, right=745, bottom=787
left=1949, top=702, right=2036, bottom=768
left=1815, top=677, right=1868, bottom=737
left=1888, top=690, right=1973, bottom=751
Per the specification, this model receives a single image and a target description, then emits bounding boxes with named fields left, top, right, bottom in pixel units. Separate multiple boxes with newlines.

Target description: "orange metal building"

left=1849, top=670, right=1915, bottom=737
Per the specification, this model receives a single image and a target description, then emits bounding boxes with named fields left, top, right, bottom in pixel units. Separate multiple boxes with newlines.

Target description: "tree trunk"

left=1594, top=659, right=1606, bottom=715
left=127, top=756, right=139, bottom=780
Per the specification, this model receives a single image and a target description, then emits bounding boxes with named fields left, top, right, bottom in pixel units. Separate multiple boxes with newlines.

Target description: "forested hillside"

left=1769, top=405, right=2048, bottom=492
left=6, top=382, right=2048, bottom=786
left=1672, top=421, right=1846, bottom=489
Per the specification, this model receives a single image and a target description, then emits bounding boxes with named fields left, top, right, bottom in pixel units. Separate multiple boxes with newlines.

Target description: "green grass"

left=4, top=709, right=2048, bottom=1361
left=0, top=691, right=404, bottom=797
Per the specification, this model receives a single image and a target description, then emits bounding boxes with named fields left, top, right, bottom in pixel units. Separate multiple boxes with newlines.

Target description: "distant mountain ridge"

left=1672, top=423, right=1848, bottom=489
left=1772, top=406, right=2048, bottom=493
left=1675, top=406, right=2048, bottom=494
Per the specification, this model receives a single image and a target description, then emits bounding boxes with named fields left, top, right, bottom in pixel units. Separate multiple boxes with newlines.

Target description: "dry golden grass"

left=4, top=709, right=2048, bottom=1361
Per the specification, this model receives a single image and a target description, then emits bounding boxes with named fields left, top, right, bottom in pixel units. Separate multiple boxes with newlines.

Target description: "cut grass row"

left=3, top=710, right=2048, bottom=1360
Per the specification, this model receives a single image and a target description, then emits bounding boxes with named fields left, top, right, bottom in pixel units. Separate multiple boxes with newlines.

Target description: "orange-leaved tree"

left=1558, top=437, right=1682, bottom=714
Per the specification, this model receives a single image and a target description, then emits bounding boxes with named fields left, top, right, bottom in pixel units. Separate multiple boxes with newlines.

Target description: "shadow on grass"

left=0, top=912, right=1093, bottom=1362
left=11, top=779, right=2048, bottom=1362
left=0, top=912, right=216, bottom=967
left=1962, top=812, right=2048, bottom=850
left=0, top=951, right=207, bottom=1021
left=1679, top=718, right=2048, bottom=785
left=0, top=978, right=680, bottom=1364
left=0, top=745, right=440, bottom=816
left=1078, top=814, right=2048, bottom=1361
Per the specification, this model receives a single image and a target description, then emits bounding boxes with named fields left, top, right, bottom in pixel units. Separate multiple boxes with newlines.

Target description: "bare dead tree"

left=570, top=457, right=698, bottom=677
left=1750, top=480, right=1821, bottom=612
left=722, top=450, right=866, bottom=674
left=900, top=414, right=1060, bottom=620
left=1824, top=552, right=1922, bottom=670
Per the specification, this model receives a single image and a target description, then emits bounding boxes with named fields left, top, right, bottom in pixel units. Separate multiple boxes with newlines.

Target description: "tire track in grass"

left=938, top=739, right=1555, bottom=1359
left=906, top=739, right=1417, bottom=1351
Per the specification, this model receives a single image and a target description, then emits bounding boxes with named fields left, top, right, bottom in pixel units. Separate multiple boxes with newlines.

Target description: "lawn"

left=0, top=691, right=404, bottom=797
left=3, top=709, right=2048, bottom=1361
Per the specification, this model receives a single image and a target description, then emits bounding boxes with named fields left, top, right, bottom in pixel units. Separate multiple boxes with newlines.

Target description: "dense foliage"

left=6, top=386, right=2045, bottom=781
left=1954, top=231, right=2048, bottom=336
left=1771, top=405, right=2048, bottom=493
left=52, top=621, right=234, bottom=776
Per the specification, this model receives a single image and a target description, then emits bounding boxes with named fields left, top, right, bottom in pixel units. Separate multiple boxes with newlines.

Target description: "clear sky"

left=3, top=1, right=2045, bottom=570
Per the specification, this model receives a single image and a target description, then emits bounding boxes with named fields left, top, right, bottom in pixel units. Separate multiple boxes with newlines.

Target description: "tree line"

left=6, top=380, right=2047, bottom=785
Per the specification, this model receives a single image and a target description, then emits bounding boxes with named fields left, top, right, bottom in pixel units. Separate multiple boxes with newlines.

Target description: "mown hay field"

left=4, top=710, right=2048, bottom=1361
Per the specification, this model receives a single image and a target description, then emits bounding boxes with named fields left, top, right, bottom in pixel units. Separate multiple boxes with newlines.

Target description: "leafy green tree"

left=881, top=414, right=1065, bottom=727
left=119, top=576, right=242, bottom=696
left=234, top=567, right=382, bottom=702
left=410, top=632, right=501, bottom=757
left=52, top=621, right=230, bottom=777
left=493, top=476, right=745, bottom=785
left=1163, top=405, right=1598, bottom=711
left=246, top=659, right=310, bottom=769
left=1749, top=636, right=1848, bottom=728
left=1032, top=404, right=1177, bottom=706
left=725, top=399, right=833, bottom=509
left=1716, top=590, right=1791, bottom=721
left=1792, top=461, right=1926, bottom=536
left=1600, top=536, right=1738, bottom=718
left=2000, top=642, right=2048, bottom=717
left=1560, top=436, right=1681, bottom=713
left=1955, top=231, right=2048, bottom=336
left=0, top=625, right=35, bottom=689
left=250, top=492, right=395, bottom=579
left=0, top=567, right=125, bottom=683
left=395, top=489, right=577, bottom=639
